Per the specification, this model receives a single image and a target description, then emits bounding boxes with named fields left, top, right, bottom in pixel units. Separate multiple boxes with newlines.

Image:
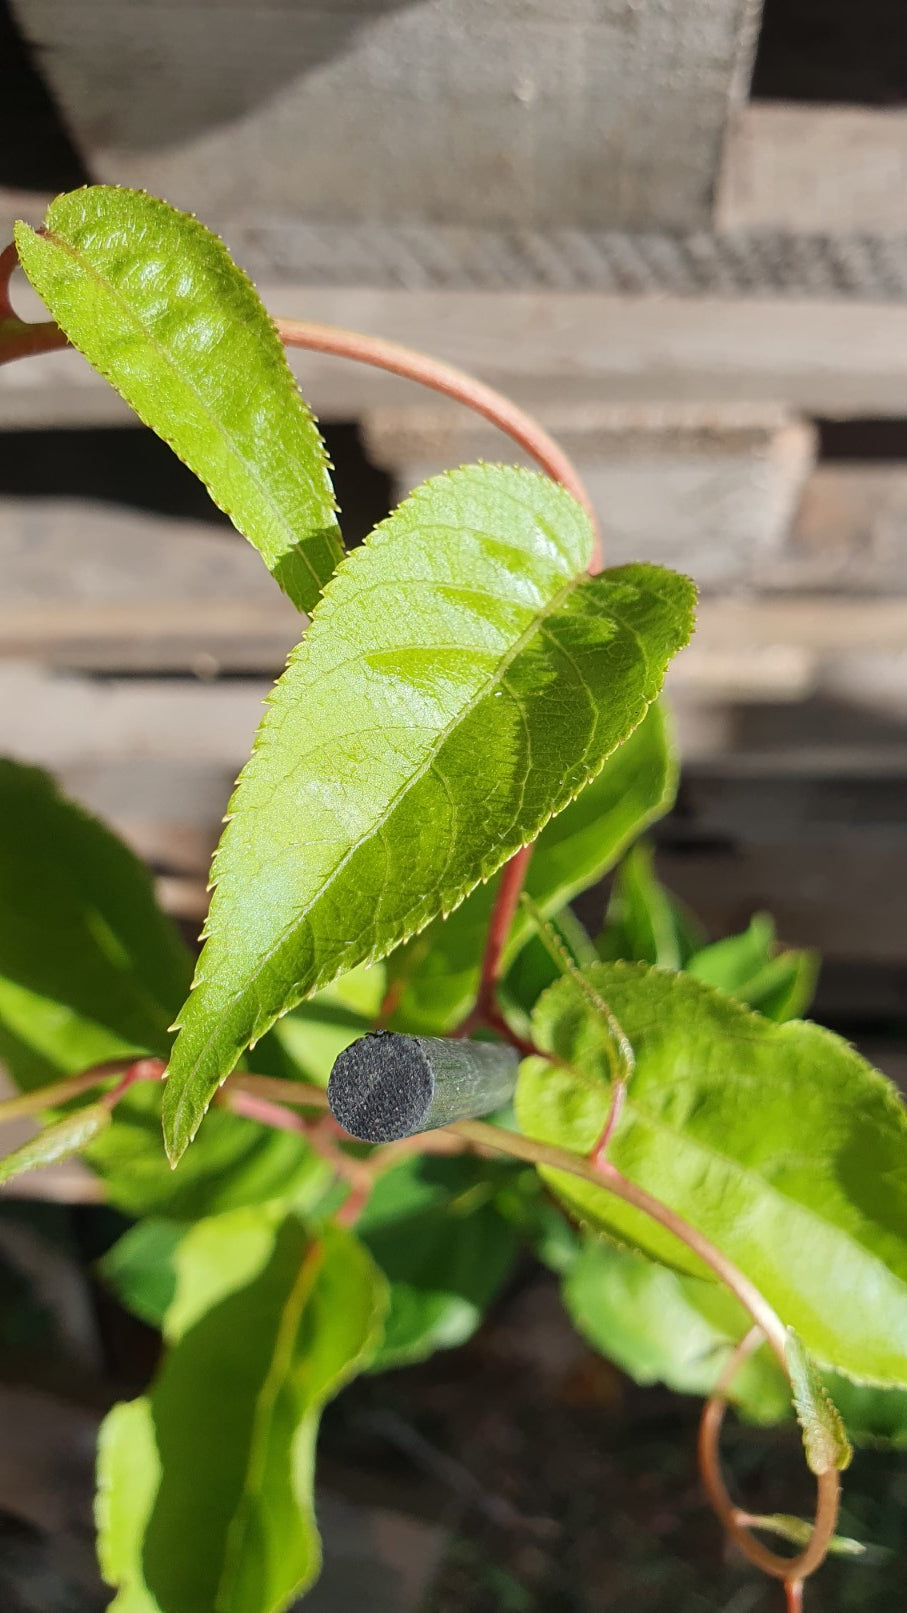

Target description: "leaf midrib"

left=35, top=226, right=335, bottom=599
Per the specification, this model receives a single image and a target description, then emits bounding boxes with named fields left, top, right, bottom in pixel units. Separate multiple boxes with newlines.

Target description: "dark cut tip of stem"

left=328, top=1031, right=519, bottom=1143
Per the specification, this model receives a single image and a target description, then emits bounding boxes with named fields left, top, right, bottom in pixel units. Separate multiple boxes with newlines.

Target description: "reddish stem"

left=101, top=1056, right=166, bottom=1110
left=592, top=1077, right=627, bottom=1165
left=275, top=317, right=599, bottom=561
left=220, top=1088, right=372, bottom=1199
left=0, top=242, right=69, bottom=365
left=698, top=1327, right=840, bottom=1588
left=478, top=845, right=534, bottom=1012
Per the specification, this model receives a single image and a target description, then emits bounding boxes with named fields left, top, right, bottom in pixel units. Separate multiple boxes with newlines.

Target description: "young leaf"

left=0, top=1100, right=111, bottom=1184
left=596, top=841, right=704, bottom=969
left=357, top=1155, right=519, bottom=1369
left=564, top=1237, right=791, bottom=1424
left=687, top=915, right=818, bottom=1022
left=164, top=468, right=695, bottom=1160
left=387, top=700, right=678, bottom=1034
left=787, top=1329, right=853, bottom=1474
left=15, top=187, right=341, bottom=611
left=516, top=963, right=907, bottom=1385
left=743, top=1515, right=865, bottom=1557
left=0, top=759, right=190, bottom=1089
left=99, top=1218, right=185, bottom=1330
left=96, top=1216, right=387, bottom=1613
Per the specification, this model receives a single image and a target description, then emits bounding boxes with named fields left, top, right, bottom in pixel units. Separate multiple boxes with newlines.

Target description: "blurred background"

left=0, top=1, right=905, bottom=1607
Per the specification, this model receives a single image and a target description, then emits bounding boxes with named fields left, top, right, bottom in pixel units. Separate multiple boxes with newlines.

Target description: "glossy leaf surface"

left=15, top=187, right=341, bottom=610
left=516, top=963, right=907, bottom=1384
left=165, top=469, right=695, bottom=1159
left=387, top=700, right=677, bottom=1034
left=97, top=1213, right=387, bottom=1613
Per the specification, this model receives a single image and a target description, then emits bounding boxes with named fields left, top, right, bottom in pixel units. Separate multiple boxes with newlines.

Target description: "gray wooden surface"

left=13, top=0, right=760, bottom=233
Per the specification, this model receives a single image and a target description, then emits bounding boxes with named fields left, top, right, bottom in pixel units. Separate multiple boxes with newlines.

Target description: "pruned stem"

left=698, top=1327, right=841, bottom=1589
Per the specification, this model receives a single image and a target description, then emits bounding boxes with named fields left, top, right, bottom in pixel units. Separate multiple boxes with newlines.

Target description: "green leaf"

left=98, top=1219, right=184, bottom=1330
left=516, top=963, right=907, bottom=1384
left=0, top=1100, right=111, bottom=1184
left=562, top=1236, right=907, bottom=1448
left=388, top=700, right=678, bottom=1034
left=744, top=949, right=819, bottom=1022
left=164, top=468, right=695, bottom=1159
left=501, top=907, right=597, bottom=1023
left=687, top=915, right=818, bottom=1022
left=596, top=842, right=704, bottom=969
left=88, top=1081, right=331, bottom=1222
left=0, top=759, right=190, bottom=1089
left=494, top=1169, right=581, bottom=1275
left=96, top=1214, right=387, bottom=1613
left=787, top=1329, right=853, bottom=1474
left=0, top=760, right=325, bottom=1216
left=826, top=1374, right=907, bottom=1450
left=744, top=1514, right=866, bottom=1557
left=357, top=1155, right=519, bottom=1369
left=15, top=187, right=341, bottom=611
left=563, top=1237, right=791, bottom=1423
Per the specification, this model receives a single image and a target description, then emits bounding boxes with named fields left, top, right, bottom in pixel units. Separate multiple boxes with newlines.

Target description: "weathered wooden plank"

left=655, top=841, right=907, bottom=966
left=779, top=464, right=907, bottom=591
left=10, top=284, right=907, bottom=425
left=364, top=402, right=815, bottom=587
left=718, top=103, right=907, bottom=236
left=12, top=0, right=760, bottom=232
left=10, top=188, right=907, bottom=303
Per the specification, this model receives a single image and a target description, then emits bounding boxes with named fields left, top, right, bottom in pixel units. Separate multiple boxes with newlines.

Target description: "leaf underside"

left=164, top=466, right=695, bottom=1161
left=516, top=962, right=907, bottom=1385
left=96, top=1215, right=387, bottom=1613
left=15, top=187, right=341, bottom=611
